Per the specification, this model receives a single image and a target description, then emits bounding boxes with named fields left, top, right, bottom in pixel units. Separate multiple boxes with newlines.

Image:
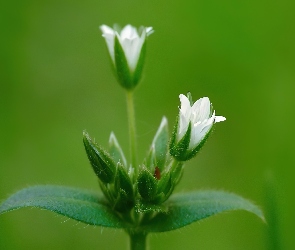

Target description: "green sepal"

left=170, top=161, right=184, bottom=185
left=109, top=132, right=127, bottom=168
left=114, top=35, right=133, bottom=90
left=98, top=181, right=114, bottom=204
left=149, top=117, right=169, bottom=171
left=113, top=189, right=134, bottom=213
left=155, top=172, right=173, bottom=203
left=169, top=121, right=191, bottom=161
left=137, top=168, right=158, bottom=202
left=132, top=39, right=146, bottom=88
left=169, top=114, right=178, bottom=155
left=83, top=131, right=116, bottom=184
left=114, top=163, right=134, bottom=199
left=187, top=92, right=193, bottom=106
left=145, top=146, right=155, bottom=171
left=157, top=172, right=172, bottom=194
left=185, top=125, right=214, bottom=161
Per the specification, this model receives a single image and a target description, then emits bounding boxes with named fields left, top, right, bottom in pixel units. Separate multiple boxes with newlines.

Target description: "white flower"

left=100, top=24, right=153, bottom=72
left=178, top=94, right=226, bottom=149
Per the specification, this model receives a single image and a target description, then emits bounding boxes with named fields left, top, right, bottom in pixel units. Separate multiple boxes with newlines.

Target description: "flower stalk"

left=126, top=91, right=137, bottom=177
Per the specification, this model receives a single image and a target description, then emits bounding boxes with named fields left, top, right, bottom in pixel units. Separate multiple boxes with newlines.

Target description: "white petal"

left=191, top=97, right=211, bottom=123
left=189, top=117, right=214, bottom=149
left=179, top=94, right=192, bottom=119
left=178, top=112, right=190, bottom=140
left=100, top=25, right=115, bottom=62
left=100, top=25, right=115, bottom=36
left=215, top=116, right=226, bottom=122
left=189, top=122, right=204, bottom=149
left=116, top=25, right=146, bottom=71
left=146, top=27, right=154, bottom=36
left=120, top=25, right=139, bottom=40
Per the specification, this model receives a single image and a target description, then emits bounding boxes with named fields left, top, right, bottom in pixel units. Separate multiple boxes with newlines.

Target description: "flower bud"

left=83, top=131, right=116, bottom=183
left=146, top=117, right=169, bottom=171
left=137, top=167, right=157, bottom=202
left=113, top=163, right=134, bottom=212
left=100, top=24, right=153, bottom=90
left=108, top=132, right=127, bottom=168
left=170, top=93, right=226, bottom=161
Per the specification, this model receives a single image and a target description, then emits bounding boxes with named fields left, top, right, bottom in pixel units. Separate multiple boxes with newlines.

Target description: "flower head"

left=170, top=93, right=226, bottom=161
left=100, top=24, right=153, bottom=90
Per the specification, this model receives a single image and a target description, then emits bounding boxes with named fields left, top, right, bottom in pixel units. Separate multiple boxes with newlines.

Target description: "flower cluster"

left=82, top=24, right=226, bottom=213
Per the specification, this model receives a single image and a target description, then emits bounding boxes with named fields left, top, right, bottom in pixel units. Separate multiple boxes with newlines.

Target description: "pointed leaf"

left=0, top=185, right=125, bottom=228
left=140, top=190, right=264, bottom=232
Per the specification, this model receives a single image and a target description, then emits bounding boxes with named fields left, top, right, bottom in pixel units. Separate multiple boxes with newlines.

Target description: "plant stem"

left=129, top=231, right=147, bottom=250
left=126, top=91, right=137, bottom=176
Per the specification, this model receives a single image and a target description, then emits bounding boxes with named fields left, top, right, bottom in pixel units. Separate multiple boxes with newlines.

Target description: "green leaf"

left=140, top=190, right=264, bottom=232
left=0, top=185, right=125, bottom=228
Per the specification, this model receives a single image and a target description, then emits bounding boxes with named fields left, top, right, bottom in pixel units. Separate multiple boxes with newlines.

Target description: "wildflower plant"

left=0, top=24, right=264, bottom=249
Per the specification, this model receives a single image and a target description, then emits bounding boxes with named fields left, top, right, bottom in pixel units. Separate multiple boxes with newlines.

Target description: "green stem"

left=126, top=91, right=137, bottom=176
left=129, top=231, right=147, bottom=250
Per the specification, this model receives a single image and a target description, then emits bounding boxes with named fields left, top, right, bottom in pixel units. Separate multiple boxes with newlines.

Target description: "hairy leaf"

left=0, top=187, right=264, bottom=233
left=0, top=185, right=125, bottom=228
left=140, top=190, right=264, bottom=232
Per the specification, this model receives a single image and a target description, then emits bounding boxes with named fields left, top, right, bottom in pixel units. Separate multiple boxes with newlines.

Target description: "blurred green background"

left=1, top=0, right=294, bottom=249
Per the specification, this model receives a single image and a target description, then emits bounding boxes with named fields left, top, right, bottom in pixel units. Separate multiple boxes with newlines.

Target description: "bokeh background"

left=1, top=0, right=294, bottom=249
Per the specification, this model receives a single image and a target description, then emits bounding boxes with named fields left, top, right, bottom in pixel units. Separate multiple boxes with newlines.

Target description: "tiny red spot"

left=154, top=166, right=161, bottom=180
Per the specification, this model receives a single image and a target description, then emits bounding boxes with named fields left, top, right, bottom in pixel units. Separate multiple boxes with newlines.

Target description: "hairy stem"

left=129, top=231, right=147, bottom=250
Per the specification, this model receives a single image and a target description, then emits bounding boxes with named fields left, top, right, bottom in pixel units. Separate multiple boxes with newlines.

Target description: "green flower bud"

left=146, top=117, right=169, bottom=171
left=83, top=131, right=116, bottom=184
left=108, top=132, right=127, bottom=168
left=137, top=167, right=157, bottom=202
left=113, top=163, right=134, bottom=212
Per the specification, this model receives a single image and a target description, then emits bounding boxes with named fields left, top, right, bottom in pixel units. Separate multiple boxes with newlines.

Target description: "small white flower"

left=178, top=94, right=226, bottom=149
left=100, top=24, right=153, bottom=72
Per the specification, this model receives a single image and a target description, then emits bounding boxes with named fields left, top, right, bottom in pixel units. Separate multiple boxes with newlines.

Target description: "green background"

left=1, top=0, right=294, bottom=249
